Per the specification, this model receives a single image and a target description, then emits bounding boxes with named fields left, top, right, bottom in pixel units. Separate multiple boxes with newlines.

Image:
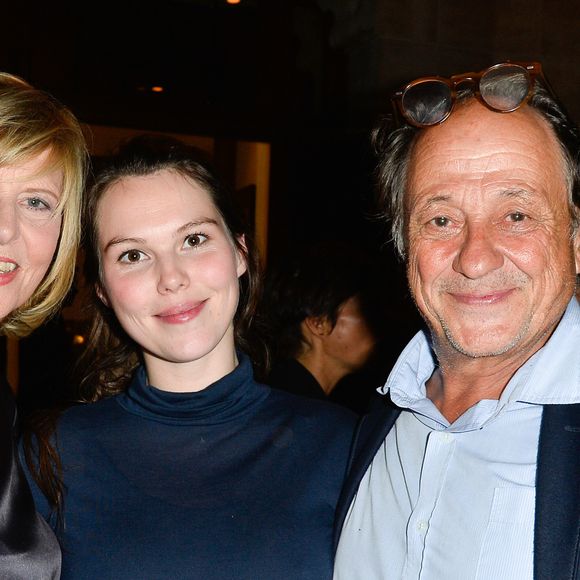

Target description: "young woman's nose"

left=157, top=258, right=190, bottom=294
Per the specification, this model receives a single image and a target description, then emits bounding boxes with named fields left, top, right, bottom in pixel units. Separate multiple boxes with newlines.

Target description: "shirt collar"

left=515, top=297, right=580, bottom=404
left=379, top=297, right=580, bottom=415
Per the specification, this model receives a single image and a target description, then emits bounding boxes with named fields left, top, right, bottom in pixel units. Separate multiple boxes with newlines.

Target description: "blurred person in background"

left=262, top=241, right=380, bottom=410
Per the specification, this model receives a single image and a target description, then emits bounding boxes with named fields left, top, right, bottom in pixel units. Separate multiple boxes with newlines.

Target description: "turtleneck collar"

left=116, top=353, right=269, bottom=426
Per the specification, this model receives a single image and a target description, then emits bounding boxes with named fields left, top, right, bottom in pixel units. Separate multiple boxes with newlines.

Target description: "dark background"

left=3, top=1, right=578, bottom=258
left=3, top=0, right=579, bottom=412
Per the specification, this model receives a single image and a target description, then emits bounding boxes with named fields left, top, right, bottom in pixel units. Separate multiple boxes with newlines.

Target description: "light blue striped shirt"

left=335, top=298, right=580, bottom=580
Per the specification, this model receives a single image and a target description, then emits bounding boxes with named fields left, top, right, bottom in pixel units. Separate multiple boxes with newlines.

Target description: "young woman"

left=0, top=72, right=86, bottom=579
left=25, top=135, right=356, bottom=579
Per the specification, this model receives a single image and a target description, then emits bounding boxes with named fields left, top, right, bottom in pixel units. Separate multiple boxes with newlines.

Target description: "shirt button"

left=417, top=521, right=428, bottom=531
left=441, top=432, right=453, bottom=443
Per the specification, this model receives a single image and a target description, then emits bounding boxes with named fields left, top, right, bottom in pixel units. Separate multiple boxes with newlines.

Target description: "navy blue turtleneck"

left=25, top=355, right=356, bottom=579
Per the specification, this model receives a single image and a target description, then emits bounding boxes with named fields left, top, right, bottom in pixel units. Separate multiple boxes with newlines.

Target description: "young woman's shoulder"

left=56, top=395, right=124, bottom=437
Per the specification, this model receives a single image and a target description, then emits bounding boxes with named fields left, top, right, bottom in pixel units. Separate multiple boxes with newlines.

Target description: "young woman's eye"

left=184, top=233, right=208, bottom=248
left=119, top=249, right=146, bottom=264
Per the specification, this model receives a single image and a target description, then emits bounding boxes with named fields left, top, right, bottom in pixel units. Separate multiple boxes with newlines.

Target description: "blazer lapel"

left=333, top=395, right=401, bottom=551
left=534, top=403, right=580, bottom=580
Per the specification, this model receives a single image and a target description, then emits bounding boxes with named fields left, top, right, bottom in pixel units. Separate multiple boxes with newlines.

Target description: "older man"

left=334, top=62, right=580, bottom=580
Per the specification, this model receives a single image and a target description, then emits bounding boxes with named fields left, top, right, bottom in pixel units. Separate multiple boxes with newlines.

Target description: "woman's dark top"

left=0, top=378, right=60, bottom=579
left=25, top=354, right=356, bottom=580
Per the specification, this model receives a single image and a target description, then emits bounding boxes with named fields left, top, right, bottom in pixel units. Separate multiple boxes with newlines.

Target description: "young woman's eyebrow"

left=103, top=236, right=146, bottom=253
left=177, top=218, right=218, bottom=234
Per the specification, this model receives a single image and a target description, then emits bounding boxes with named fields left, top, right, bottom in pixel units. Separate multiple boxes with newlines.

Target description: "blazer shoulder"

left=534, top=403, right=580, bottom=580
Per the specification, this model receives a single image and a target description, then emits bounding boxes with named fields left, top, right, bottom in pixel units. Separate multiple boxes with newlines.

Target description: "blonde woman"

left=0, top=72, right=86, bottom=579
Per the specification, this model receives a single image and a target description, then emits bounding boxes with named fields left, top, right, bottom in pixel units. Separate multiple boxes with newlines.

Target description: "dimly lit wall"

left=299, top=0, right=580, bottom=127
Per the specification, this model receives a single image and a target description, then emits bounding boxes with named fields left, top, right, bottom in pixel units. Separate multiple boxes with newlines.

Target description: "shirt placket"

left=402, top=430, right=456, bottom=579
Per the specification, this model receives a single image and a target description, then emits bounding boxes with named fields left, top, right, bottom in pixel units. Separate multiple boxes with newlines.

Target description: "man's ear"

left=574, top=230, right=580, bottom=276
left=236, top=234, right=248, bottom=277
left=572, top=213, right=580, bottom=275
left=303, top=315, right=333, bottom=337
left=95, top=283, right=110, bottom=308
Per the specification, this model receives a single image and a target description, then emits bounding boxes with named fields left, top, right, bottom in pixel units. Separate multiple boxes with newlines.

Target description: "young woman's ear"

left=236, top=234, right=248, bottom=277
left=95, top=283, right=110, bottom=308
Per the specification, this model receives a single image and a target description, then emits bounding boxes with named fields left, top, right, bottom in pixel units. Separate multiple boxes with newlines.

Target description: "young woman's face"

left=0, top=149, right=63, bottom=321
left=96, top=169, right=246, bottom=378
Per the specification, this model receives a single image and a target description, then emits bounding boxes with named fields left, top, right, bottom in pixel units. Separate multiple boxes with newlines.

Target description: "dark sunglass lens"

left=480, top=64, right=530, bottom=112
left=402, top=80, right=452, bottom=126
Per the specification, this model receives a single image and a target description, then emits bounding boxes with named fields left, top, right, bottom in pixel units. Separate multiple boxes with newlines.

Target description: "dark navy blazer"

left=334, top=394, right=580, bottom=580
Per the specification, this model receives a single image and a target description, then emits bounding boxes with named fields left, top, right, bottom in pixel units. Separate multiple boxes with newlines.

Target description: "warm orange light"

left=151, top=86, right=164, bottom=93
left=226, top=0, right=241, bottom=4
left=73, top=334, right=85, bottom=345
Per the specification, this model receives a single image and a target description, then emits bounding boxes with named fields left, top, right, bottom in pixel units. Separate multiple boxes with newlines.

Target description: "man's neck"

left=426, top=346, right=540, bottom=423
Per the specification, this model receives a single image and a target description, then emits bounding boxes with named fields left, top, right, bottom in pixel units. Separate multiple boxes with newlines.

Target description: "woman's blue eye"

left=184, top=233, right=208, bottom=248
left=26, top=197, right=51, bottom=211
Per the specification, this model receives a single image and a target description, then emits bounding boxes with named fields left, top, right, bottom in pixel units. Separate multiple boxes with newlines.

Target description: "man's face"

left=405, top=101, right=579, bottom=363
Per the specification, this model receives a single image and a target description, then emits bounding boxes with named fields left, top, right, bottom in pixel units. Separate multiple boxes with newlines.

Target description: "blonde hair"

left=0, top=73, right=87, bottom=338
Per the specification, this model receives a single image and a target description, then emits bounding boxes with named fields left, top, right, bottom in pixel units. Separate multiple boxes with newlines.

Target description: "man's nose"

left=452, top=222, right=503, bottom=279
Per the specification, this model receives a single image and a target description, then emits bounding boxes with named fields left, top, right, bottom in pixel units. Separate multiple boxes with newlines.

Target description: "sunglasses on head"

left=391, top=61, right=544, bottom=128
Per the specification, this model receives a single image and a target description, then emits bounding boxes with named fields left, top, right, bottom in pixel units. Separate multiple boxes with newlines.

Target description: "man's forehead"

left=406, top=100, right=565, bottom=186
left=404, top=102, right=569, bottom=216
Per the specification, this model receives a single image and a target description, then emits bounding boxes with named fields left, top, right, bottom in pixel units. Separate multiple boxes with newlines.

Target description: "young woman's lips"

left=0, top=259, right=18, bottom=286
left=156, top=301, right=206, bottom=324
